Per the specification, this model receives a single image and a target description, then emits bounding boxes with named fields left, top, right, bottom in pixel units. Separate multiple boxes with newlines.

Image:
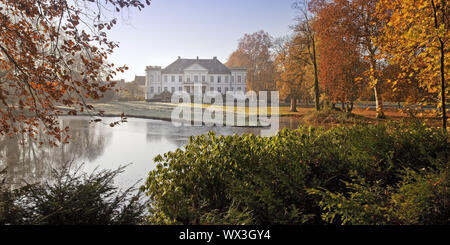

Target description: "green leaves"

left=142, top=123, right=448, bottom=225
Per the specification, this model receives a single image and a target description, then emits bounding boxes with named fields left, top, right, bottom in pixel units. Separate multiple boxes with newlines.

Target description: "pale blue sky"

left=107, top=0, right=298, bottom=81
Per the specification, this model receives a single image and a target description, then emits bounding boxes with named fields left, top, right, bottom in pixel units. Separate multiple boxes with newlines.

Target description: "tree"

left=376, top=0, right=449, bottom=131
left=311, top=0, right=366, bottom=112
left=311, top=0, right=387, bottom=118
left=225, top=30, right=276, bottom=92
left=0, top=0, right=150, bottom=145
left=293, top=0, right=321, bottom=111
left=275, top=35, right=313, bottom=112
left=381, top=63, right=432, bottom=112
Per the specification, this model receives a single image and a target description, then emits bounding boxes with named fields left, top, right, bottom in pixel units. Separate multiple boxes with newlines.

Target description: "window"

left=210, top=76, right=214, bottom=83
left=149, top=75, right=154, bottom=82
left=225, top=87, right=229, bottom=92
left=187, top=76, right=190, bottom=83
left=238, top=76, right=242, bottom=83
left=164, top=76, right=168, bottom=82
left=179, top=76, right=182, bottom=82
left=171, top=87, right=175, bottom=93
left=150, top=87, right=154, bottom=93
left=194, top=75, right=198, bottom=82
left=237, top=87, right=242, bottom=91
left=218, top=76, right=221, bottom=83
left=231, top=76, right=234, bottom=82
left=178, top=87, right=182, bottom=91
left=202, top=76, right=205, bottom=82
left=225, top=76, right=229, bottom=83
left=171, top=76, right=175, bottom=82
left=186, top=87, right=190, bottom=93
left=210, top=87, right=214, bottom=91
left=231, top=87, right=234, bottom=91
left=218, top=87, right=222, bottom=92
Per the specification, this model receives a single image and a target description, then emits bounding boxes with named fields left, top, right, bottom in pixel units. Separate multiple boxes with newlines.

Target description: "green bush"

left=142, top=122, right=448, bottom=225
left=0, top=164, right=147, bottom=225
left=308, top=166, right=449, bottom=225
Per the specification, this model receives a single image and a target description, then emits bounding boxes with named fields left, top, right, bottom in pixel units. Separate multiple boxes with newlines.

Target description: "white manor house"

left=145, top=56, right=247, bottom=100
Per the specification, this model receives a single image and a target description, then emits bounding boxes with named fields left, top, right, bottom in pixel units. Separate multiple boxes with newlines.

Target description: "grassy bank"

left=56, top=101, right=437, bottom=128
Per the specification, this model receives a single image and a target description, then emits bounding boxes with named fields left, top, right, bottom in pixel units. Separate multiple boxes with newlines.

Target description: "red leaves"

left=0, top=0, right=150, bottom=145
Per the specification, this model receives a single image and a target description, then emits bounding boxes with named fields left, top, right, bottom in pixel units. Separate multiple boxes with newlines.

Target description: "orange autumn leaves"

left=0, top=0, right=150, bottom=145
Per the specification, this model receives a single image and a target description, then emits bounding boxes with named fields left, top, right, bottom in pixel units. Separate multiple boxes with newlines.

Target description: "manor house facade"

left=145, top=56, right=247, bottom=100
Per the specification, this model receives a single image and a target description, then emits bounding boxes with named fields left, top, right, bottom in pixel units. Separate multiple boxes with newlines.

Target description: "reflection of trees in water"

left=0, top=118, right=112, bottom=189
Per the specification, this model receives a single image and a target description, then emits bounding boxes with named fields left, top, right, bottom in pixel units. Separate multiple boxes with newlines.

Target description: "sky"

left=106, top=0, right=298, bottom=81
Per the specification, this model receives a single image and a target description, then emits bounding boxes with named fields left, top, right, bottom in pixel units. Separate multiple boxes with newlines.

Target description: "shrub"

left=0, top=164, right=147, bottom=225
left=142, top=122, right=448, bottom=225
left=308, top=166, right=449, bottom=225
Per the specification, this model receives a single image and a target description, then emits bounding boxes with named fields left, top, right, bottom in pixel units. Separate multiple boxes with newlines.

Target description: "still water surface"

left=0, top=116, right=272, bottom=189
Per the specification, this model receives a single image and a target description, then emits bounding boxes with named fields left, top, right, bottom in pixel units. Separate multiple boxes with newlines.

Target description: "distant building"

left=132, top=75, right=146, bottom=98
left=133, top=75, right=146, bottom=86
left=145, top=56, right=247, bottom=100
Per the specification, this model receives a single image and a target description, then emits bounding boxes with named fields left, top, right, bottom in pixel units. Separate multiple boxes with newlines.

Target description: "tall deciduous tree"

left=376, top=0, right=449, bottom=131
left=293, top=0, right=321, bottom=111
left=275, top=35, right=313, bottom=112
left=226, top=30, right=276, bottom=92
left=311, top=0, right=386, bottom=117
left=312, top=0, right=365, bottom=112
left=0, top=0, right=150, bottom=145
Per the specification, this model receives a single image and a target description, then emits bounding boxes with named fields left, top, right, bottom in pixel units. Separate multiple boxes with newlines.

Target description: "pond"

left=0, top=116, right=274, bottom=190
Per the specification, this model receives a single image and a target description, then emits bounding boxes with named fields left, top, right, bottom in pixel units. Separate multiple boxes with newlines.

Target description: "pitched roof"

left=162, top=58, right=231, bottom=74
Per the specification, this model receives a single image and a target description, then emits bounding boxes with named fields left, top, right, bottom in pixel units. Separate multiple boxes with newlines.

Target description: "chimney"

left=178, top=56, right=180, bottom=59
left=213, top=56, right=217, bottom=60
left=196, top=56, right=199, bottom=60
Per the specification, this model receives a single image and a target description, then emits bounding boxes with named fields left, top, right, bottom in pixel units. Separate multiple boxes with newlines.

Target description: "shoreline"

left=59, top=112, right=275, bottom=128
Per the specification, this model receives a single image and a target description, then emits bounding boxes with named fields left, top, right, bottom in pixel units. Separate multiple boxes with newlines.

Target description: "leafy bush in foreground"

left=143, top=122, right=448, bottom=225
left=0, top=164, right=147, bottom=225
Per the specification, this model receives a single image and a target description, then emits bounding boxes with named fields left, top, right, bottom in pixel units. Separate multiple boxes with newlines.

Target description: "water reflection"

left=0, top=116, right=265, bottom=189
left=0, top=117, right=112, bottom=189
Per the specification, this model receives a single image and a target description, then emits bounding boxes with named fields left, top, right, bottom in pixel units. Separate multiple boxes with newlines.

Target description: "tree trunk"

left=431, top=0, right=447, bottom=132
left=290, top=97, right=297, bottom=112
left=373, top=84, right=385, bottom=118
left=369, top=54, right=385, bottom=119
left=312, top=37, right=320, bottom=111
left=438, top=39, right=447, bottom=133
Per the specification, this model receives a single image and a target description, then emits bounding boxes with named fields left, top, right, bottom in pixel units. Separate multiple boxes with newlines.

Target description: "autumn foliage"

left=0, top=0, right=150, bottom=145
